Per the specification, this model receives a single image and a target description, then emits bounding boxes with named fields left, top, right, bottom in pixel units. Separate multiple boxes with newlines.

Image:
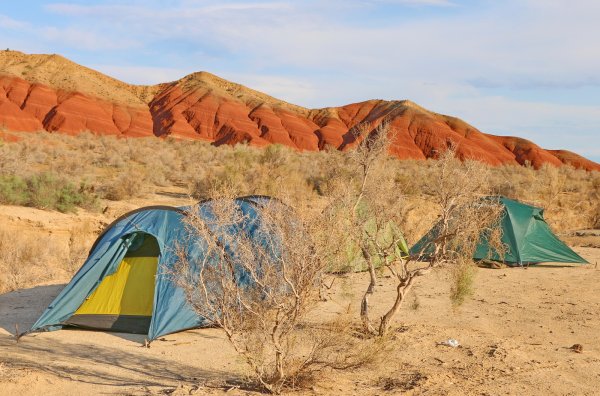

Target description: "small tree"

left=321, top=125, right=505, bottom=337
left=318, top=121, right=421, bottom=336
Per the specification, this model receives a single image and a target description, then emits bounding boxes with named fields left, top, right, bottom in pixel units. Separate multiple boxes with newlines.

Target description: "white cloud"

left=35, top=1, right=600, bottom=97
left=42, top=27, right=141, bottom=50
left=369, top=0, right=455, bottom=6
left=0, top=14, right=27, bottom=29
left=44, top=2, right=292, bottom=18
left=224, top=73, right=319, bottom=105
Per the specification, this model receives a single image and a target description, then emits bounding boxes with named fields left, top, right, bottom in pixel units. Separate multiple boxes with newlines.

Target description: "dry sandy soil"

left=1, top=196, right=600, bottom=395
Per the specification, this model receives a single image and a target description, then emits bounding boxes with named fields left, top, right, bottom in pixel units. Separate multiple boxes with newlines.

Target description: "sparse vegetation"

left=1, top=131, right=595, bottom=304
left=312, top=121, right=422, bottom=337
left=101, top=169, right=148, bottom=201
left=0, top=221, right=97, bottom=294
left=0, top=229, right=51, bottom=293
left=172, top=191, right=382, bottom=393
left=412, top=147, right=506, bottom=306
left=0, top=173, right=98, bottom=213
left=1, top=132, right=597, bottom=231
left=0, top=131, right=597, bottom=394
left=312, top=125, right=505, bottom=337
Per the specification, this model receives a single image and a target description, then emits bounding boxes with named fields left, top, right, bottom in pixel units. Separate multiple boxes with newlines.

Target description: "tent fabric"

left=410, top=196, right=588, bottom=266
left=72, top=256, right=158, bottom=316
left=64, top=314, right=152, bottom=334
left=29, top=196, right=280, bottom=340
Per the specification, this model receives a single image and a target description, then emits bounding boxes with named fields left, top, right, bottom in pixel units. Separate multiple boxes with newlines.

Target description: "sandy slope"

left=1, top=245, right=599, bottom=395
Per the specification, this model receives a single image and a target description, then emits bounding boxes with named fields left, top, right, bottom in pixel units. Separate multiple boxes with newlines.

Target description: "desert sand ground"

left=1, top=192, right=599, bottom=395
left=1, top=249, right=599, bottom=395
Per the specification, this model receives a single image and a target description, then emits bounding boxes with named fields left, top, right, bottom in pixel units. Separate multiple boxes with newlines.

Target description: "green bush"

left=0, top=175, right=28, bottom=205
left=450, top=258, right=476, bottom=306
left=0, top=173, right=98, bottom=213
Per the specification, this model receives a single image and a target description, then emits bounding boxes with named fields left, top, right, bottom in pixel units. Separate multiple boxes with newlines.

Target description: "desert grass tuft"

left=450, top=258, right=476, bottom=306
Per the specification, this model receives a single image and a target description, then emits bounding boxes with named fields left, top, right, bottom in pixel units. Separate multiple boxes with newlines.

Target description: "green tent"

left=410, top=196, right=588, bottom=266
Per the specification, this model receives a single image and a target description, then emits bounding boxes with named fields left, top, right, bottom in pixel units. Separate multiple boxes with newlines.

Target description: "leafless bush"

left=172, top=193, right=376, bottom=393
left=414, top=148, right=506, bottom=305
left=421, top=147, right=504, bottom=263
left=316, top=121, right=428, bottom=336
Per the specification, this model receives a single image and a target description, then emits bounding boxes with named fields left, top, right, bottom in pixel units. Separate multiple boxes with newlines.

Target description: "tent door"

left=65, top=233, right=159, bottom=334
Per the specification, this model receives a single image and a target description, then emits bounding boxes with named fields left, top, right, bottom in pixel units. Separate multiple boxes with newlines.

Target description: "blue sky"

left=1, top=0, right=599, bottom=161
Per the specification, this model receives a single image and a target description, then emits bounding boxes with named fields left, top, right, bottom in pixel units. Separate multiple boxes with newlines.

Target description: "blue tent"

left=29, top=195, right=276, bottom=341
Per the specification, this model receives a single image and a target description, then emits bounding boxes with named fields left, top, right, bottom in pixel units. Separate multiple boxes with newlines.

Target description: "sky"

left=1, top=0, right=599, bottom=161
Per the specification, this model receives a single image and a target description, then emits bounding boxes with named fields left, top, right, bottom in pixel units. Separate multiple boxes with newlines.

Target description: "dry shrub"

left=486, top=164, right=597, bottom=231
left=172, top=192, right=379, bottom=393
left=314, top=121, right=428, bottom=336
left=101, top=169, right=150, bottom=201
left=319, top=135, right=506, bottom=336
left=0, top=229, right=51, bottom=294
left=189, top=165, right=246, bottom=199
left=254, top=314, right=389, bottom=391
left=592, top=205, right=600, bottom=229
left=0, top=141, right=26, bottom=175
left=1, top=131, right=598, bottom=234
left=188, top=144, right=318, bottom=205
left=0, top=173, right=98, bottom=213
left=590, top=174, right=600, bottom=229
left=413, top=148, right=505, bottom=307
left=413, top=146, right=505, bottom=255
left=377, top=371, right=427, bottom=392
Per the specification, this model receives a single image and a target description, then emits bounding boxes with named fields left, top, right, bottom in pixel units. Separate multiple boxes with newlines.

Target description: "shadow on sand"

left=477, top=263, right=582, bottom=270
left=0, top=335, right=228, bottom=389
left=0, top=285, right=234, bottom=390
left=0, top=284, right=65, bottom=334
left=526, top=264, right=581, bottom=268
left=155, top=190, right=190, bottom=199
